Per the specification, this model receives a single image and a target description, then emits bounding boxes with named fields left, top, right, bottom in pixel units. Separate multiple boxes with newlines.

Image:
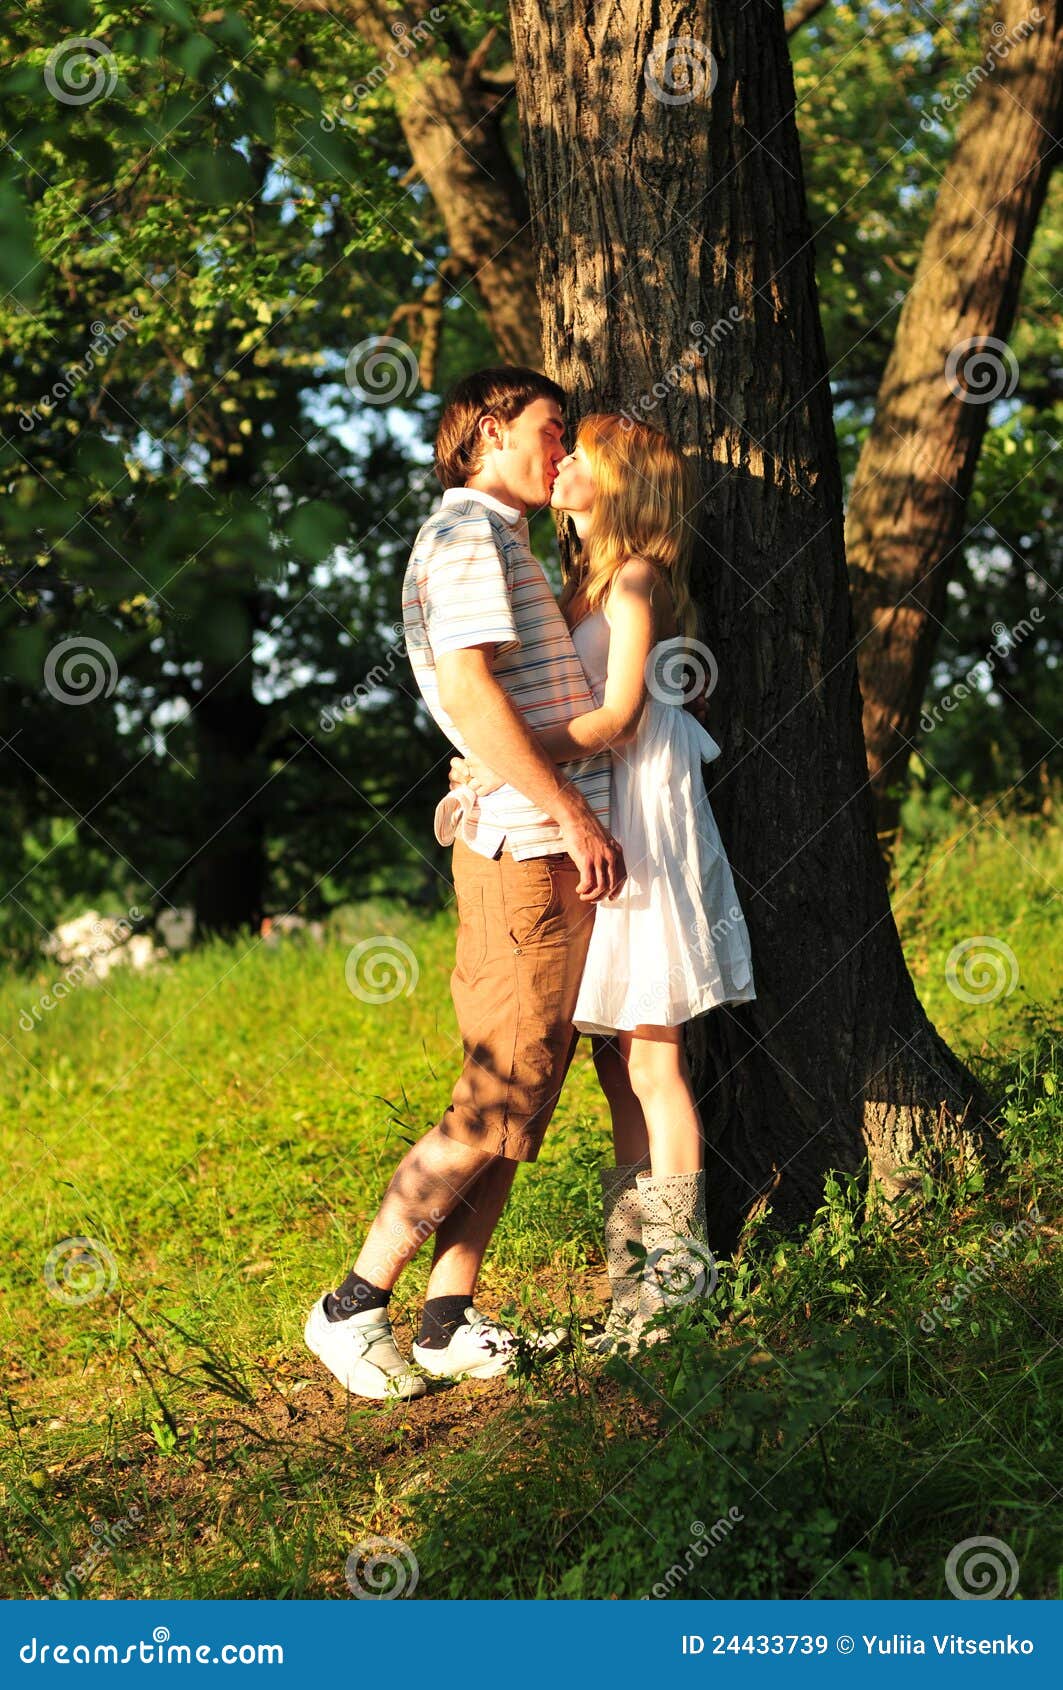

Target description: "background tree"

left=846, top=0, right=1063, bottom=856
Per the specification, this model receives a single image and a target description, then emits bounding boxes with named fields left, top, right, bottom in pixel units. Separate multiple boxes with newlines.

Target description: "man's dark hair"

left=433, top=366, right=566, bottom=489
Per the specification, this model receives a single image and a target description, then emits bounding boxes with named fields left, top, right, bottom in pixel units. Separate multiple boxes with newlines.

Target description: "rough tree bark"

left=508, top=0, right=996, bottom=1251
left=192, top=636, right=267, bottom=937
left=295, top=2, right=830, bottom=370
left=846, top=0, right=1063, bottom=853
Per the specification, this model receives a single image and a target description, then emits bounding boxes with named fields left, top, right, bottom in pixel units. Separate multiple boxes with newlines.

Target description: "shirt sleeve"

left=420, top=506, right=521, bottom=658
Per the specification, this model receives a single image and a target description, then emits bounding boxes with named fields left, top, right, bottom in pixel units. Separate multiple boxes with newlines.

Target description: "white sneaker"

left=303, top=1296, right=427, bottom=1400
left=411, top=1305, right=568, bottom=1381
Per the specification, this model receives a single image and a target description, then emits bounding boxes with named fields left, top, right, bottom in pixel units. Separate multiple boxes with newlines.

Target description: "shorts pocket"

left=504, top=857, right=567, bottom=950
left=454, top=883, right=487, bottom=976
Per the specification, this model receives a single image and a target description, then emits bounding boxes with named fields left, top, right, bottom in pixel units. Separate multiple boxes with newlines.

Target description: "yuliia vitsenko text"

left=680, top=1636, right=1035, bottom=1656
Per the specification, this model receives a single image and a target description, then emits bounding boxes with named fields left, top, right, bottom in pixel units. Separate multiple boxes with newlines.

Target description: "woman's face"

left=549, top=440, right=596, bottom=515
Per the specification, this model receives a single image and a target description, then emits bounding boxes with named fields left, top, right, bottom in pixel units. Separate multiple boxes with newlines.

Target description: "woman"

left=449, top=414, right=756, bottom=1353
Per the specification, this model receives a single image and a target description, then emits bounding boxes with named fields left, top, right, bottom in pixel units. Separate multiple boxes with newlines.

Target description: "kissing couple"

left=305, top=365, right=756, bottom=1401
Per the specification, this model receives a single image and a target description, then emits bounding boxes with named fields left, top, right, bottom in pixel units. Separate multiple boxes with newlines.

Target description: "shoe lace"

left=355, top=1318, right=406, bottom=1368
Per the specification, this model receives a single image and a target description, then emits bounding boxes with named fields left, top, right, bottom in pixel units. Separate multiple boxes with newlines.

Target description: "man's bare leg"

left=350, top=1123, right=504, bottom=1293
left=423, top=1154, right=518, bottom=1298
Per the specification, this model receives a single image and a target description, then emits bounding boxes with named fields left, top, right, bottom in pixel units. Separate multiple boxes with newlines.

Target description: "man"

left=304, top=366, right=627, bottom=1400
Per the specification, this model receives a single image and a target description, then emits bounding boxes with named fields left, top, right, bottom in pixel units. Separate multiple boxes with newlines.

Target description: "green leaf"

left=168, top=35, right=218, bottom=83
left=75, top=436, right=128, bottom=485
left=232, top=72, right=276, bottom=145
left=168, top=146, right=258, bottom=205
left=150, top=0, right=195, bottom=25
left=286, top=501, right=347, bottom=563
left=208, top=11, right=253, bottom=54
left=293, top=120, right=359, bottom=182
left=0, top=181, right=39, bottom=305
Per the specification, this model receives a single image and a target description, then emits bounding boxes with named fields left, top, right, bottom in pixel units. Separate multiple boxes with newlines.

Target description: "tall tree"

left=292, top=0, right=835, bottom=369
left=508, top=0, right=996, bottom=1247
left=846, top=0, right=1063, bottom=852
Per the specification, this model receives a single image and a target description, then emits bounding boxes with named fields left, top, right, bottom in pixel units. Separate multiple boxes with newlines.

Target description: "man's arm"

left=436, top=644, right=626, bottom=902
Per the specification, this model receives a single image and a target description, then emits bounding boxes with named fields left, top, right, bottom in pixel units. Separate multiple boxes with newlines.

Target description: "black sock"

left=324, top=1272, right=390, bottom=1323
left=416, top=1294, right=472, bottom=1349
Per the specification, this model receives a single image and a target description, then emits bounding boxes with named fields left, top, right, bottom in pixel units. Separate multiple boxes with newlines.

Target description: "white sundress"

left=569, top=609, right=756, bottom=1035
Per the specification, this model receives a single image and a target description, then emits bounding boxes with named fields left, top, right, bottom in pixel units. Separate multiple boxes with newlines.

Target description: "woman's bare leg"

left=591, top=1033, right=650, bottom=1168
left=617, top=1025, right=702, bottom=1176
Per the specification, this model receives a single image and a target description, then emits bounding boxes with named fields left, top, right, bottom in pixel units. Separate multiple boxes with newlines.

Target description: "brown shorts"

left=439, top=836, right=596, bottom=1163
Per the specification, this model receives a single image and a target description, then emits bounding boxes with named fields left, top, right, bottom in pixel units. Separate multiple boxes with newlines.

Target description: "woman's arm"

left=538, top=560, right=660, bottom=759
left=450, top=561, right=664, bottom=795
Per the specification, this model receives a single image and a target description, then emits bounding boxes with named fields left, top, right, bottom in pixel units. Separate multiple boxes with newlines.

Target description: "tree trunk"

left=846, top=0, right=1063, bottom=854
left=192, top=636, right=267, bottom=938
left=508, top=0, right=996, bottom=1251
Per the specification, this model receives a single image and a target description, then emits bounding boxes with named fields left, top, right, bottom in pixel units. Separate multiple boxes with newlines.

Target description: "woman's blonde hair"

left=558, top=414, right=699, bottom=640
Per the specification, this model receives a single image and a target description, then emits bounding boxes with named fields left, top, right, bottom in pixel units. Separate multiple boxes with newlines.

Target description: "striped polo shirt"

left=401, top=486, right=613, bottom=860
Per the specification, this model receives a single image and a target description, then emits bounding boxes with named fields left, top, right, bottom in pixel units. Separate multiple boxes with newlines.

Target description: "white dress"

left=570, top=609, right=756, bottom=1035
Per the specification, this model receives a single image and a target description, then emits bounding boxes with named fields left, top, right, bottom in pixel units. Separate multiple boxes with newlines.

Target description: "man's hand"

left=448, top=759, right=625, bottom=902
left=558, top=800, right=627, bottom=903
left=449, top=753, right=504, bottom=796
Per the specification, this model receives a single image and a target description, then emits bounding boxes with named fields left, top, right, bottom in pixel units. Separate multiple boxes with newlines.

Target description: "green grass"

left=1, top=791, right=1059, bottom=1600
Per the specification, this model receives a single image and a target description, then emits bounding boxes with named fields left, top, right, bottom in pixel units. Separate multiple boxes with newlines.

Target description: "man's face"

left=495, top=396, right=567, bottom=509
